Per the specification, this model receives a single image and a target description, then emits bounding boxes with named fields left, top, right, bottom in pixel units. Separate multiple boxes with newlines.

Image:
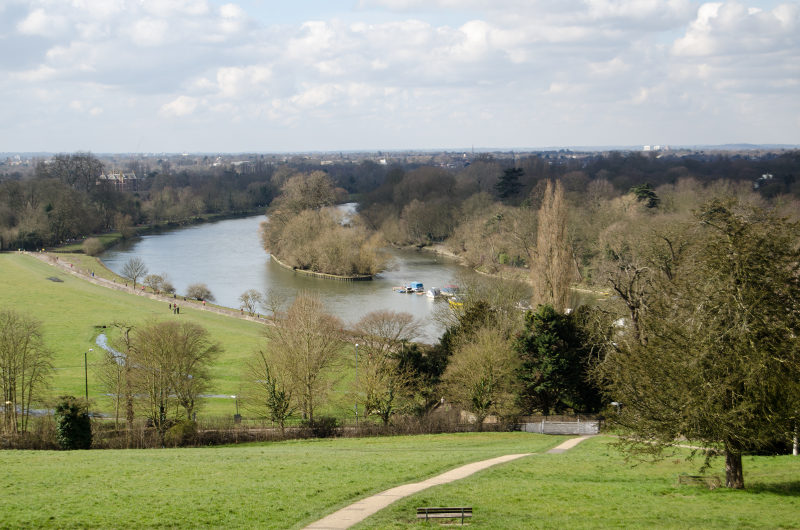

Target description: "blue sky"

left=1, top=0, right=798, bottom=153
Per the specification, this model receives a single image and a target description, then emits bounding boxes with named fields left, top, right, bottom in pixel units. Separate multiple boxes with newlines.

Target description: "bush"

left=186, top=283, right=215, bottom=302
left=301, top=416, right=339, bottom=438
left=82, top=238, right=105, bottom=256
left=54, top=396, right=92, bottom=450
left=164, top=420, right=197, bottom=447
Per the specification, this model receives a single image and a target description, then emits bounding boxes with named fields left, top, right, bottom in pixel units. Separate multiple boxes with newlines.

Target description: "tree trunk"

left=725, top=449, right=744, bottom=489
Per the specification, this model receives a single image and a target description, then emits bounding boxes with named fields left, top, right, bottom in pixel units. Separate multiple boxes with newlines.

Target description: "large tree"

left=515, top=304, right=602, bottom=416
left=354, top=310, right=420, bottom=425
left=121, top=257, right=148, bottom=290
left=128, top=320, right=220, bottom=438
left=442, top=326, right=519, bottom=428
left=261, top=293, right=343, bottom=423
left=598, top=198, right=800, bottom=489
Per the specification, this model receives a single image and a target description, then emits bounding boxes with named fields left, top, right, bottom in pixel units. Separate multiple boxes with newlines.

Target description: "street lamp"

left=231, top=395, right=241, bottom=423
left=354, top=343, right=359, bottom=428
left=84, top=348, right=94, bottom=403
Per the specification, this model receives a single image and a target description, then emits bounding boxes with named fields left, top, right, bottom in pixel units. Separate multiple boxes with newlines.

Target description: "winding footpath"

left=304, top=435, right=593, bottom=530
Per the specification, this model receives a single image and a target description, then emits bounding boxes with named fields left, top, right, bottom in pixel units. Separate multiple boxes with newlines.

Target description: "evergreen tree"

left=495, top=168, right=523, bottom=199
left=598, top=198, right=800, bottom=489
left=55, top=396, right=92, bottom=450
left=629, top=183, right=659, bottom=208
left=515, top=305, right=602, bottom=415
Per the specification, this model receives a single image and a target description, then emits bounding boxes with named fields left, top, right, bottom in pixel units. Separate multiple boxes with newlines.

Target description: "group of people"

left=169, top=302, right=180, bottom=314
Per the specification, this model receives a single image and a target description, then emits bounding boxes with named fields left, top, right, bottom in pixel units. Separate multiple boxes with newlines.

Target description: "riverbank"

left=269, top=252, right=373, bottom=281
left=25, top=250, right=271, bottom=324
left=51, top=209, right=266, bottom=254
left=419, top=243, right=531, bottom=283
left=420, top=243, right=611, bottom=297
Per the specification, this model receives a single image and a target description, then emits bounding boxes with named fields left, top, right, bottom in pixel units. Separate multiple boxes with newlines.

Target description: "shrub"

left=143, top=274, right=165, bottom=293
left=54, top=396, right=92, bottom=450
left=82, top=238, right=105, bottom=256
left=301, top=416, right=339, bottom=438
left=186, top=283, right=215, bottom=302
left=164, top=420, right=197, bottom=447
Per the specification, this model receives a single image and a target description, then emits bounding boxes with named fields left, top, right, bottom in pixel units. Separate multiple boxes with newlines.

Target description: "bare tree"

left=128, top=320, right=220, bottom=439
left=239, top=289, right=263, bottom=315
left=0, top=310, right=53, bottom=435
left=143, top=274, right=165, bottom=293
left=244, top=350, right=294, bottom=434
left=531, top=180, right=572, bottom=312
left=121, top=257, right=148, bottom=290
left=354, top=311, right=421, bottom=425
left=260, top=288, right=288, bottom=317
left=96, top=343, right=127, bottom=431
left=262, top=293, right=343, bottom=423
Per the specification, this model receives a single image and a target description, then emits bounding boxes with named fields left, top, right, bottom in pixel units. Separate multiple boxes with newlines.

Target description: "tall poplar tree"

left=532, top=180, right=571, bottom=312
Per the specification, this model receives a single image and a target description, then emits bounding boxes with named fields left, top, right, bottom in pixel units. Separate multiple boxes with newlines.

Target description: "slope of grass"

left=358, top=436, right=800, bottom=529
left=0, top=253, right=265, bottom=415
left=0, top=432, right=566, bottom=529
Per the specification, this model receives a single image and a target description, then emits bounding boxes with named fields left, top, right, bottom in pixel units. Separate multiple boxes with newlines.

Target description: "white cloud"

left=2, top=0, right=797, bottom=151
left=12, top=65, right=58, bottom=82
left=160, top=95, right=200, bottom=117
left=141, top=0, right=210, bottom=18
left=673, top=1, right=800, bottom=56
left=129, top=18, right=170, bottom=47
left=17, top=8, right=68, bottom=36
left=215, top=66, right=271, bottom=98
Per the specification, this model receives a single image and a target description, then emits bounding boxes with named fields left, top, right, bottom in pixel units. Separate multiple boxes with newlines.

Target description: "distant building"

left=753, top=173, right=774, bottom=189
left=96, top=170, right=139, bottom=191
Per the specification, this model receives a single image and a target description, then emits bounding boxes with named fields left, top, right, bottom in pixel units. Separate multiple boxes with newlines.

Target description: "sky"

left=0, top=0, right=798, bottom=153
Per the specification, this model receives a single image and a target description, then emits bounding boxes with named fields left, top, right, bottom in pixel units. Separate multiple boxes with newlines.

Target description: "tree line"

left=2, top=149, right=797, bottom=253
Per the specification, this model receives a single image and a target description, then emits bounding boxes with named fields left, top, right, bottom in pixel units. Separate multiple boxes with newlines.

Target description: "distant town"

left=3, top=144, right=798, bottom=177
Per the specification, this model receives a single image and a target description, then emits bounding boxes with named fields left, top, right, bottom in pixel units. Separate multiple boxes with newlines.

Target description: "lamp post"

left=84, top=348, right=94, bottom=403
left=232, top=395, right=241, bottom=423
left=354, top=343, right=359, bottom=428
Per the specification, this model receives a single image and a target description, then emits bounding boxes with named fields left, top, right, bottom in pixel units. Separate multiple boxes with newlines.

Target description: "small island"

left=260, top=171, right=386, bottom=279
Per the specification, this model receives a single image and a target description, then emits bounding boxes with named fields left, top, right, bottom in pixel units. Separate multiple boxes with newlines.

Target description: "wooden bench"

left=416, top=507, right=473, bottom=524
left=676, top=474, right=722, bottom=490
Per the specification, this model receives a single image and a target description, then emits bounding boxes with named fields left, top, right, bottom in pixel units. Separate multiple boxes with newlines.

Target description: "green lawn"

left=0, top=253, right=265, bottom=416
left=1, top=434, right=796, bottom=528
left=359, top=436, right=800, bottom=529
left=0, top=432, right=567, bottom=528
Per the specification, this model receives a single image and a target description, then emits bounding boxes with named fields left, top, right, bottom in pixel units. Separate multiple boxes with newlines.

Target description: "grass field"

left=0, top=252, right=267, bottom=416
left=1, top=433, right=797, bottom=528
left=359, top=436, right=800, bottom=528
left=0, top=432, right=566, bottom=528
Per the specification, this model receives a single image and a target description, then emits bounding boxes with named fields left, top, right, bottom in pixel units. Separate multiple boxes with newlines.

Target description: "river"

left=99, top=212, right=467, bottom=343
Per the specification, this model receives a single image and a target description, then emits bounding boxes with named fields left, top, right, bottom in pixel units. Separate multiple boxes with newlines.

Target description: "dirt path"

left=304, top=435, right=594, bottom=529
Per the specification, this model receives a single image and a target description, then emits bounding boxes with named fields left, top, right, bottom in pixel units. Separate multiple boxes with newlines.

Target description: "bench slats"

left=417, top=507, right=473, bottom=522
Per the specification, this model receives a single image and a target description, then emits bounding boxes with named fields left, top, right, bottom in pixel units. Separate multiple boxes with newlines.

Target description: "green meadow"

left=1, top=434, right=797, bottom=529
left=361, top=436, right=800, bottom=528
left=0, top=252, right=266, bottom=416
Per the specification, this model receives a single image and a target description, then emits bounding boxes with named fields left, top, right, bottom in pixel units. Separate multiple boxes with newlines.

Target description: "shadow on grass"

left=747, top=481, right=800, bottom=496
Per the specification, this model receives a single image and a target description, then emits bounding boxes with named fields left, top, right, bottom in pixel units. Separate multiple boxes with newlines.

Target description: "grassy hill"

left=0, top=252, right=266, bottom=416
